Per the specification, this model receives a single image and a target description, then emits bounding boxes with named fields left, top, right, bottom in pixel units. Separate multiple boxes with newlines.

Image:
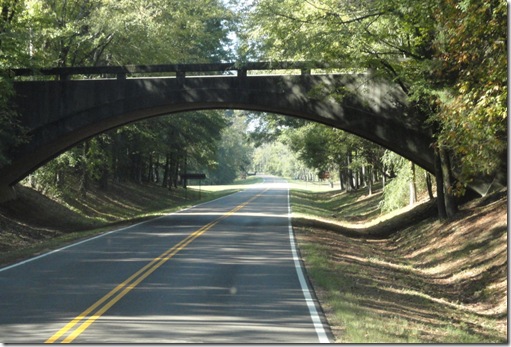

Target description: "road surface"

left=0, top=177, right=330, bottom=343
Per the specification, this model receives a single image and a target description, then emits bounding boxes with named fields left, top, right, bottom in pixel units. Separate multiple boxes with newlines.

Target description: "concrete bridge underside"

left=1, top=73, right=434, bottom=197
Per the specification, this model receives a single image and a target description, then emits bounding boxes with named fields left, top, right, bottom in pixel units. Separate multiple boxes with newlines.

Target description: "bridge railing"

left=9, top=61, right=343, bottom=81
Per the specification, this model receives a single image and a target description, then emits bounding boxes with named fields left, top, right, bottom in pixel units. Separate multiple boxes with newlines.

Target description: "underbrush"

left=292, top=187, right=507, bottom=343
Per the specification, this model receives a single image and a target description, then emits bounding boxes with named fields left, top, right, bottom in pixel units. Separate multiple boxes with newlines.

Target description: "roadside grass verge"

left=290, top=182, right=382, bottom=220
left=290, top=183, right=507, bottom=343
left=191, top=176, right=264, bottom=192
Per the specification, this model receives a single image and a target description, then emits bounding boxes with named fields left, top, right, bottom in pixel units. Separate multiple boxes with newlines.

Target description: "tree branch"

left=326, top=11, right=387, bottom=26
left=273, top=12, right=313, bottom=24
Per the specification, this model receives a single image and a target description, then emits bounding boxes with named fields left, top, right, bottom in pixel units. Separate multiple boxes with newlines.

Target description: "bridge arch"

left=1, top=63, right=435, bottom=195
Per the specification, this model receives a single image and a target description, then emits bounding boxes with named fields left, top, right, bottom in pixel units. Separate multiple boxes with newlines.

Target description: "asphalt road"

left=0, top=177, right=330, bottom=343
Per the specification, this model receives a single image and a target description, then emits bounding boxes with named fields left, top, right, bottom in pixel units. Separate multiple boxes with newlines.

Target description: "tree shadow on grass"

left=294, top=193, right=507, bottom=343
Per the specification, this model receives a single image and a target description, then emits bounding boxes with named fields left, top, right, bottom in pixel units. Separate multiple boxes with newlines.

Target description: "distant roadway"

left=0, top=176, right=330, bottom=343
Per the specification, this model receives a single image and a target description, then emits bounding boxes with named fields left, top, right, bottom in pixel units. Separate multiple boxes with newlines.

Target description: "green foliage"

left=380, top=151, right=430, bottom=213
left=4, top=0, right=505, bottom=205
left=208, top=111, right=253, bottom=184
left=244, top=0, right=507, bottom=194
left=25, top=149, right=75, bottom=196
left=0, top=75, right=27, bottom=166
left=247, top=112, right=307, bottom=146
left=283, top=123, right=331, bottom=171
left=430, top=0, right=507, bottom=185
left=252, top=141, right=305, bottom=178
left=9, top=0, right=235, bottom=67
left=380, top=165, right=412, bottom=213
left=25, top=109, right=229, bottom=194
left=283, top=121, right=386, bottom=189
left=0, top=0, right=31, bottom=166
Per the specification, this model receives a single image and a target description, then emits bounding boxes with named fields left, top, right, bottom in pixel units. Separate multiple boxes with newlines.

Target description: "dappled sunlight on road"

left=0, top=179, right=328, bottom=343
left=72, top=311, right=318, bottom=343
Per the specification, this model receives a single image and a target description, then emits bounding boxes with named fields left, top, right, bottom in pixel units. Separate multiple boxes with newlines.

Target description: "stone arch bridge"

left=1, top=62, right=435, bottom=199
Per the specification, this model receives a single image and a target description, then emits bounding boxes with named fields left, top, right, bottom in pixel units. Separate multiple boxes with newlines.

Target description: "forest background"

left=0, top=0, right=506, bottom=218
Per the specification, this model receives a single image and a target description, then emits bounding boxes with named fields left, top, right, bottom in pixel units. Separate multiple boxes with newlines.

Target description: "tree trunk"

left=356, top=167, right=361, bottom=190
left=409, top=162, right=417, bottom=205
left=79, top=141, right=89, bottom=198
left=154, top=154, right=160, bottom=183
left=56, top=168, right=65, bottom=188
left=147, top=152, right=153, bottom=182
left=439, top=147, right=458, bottom=217
left=338, top=165, right=345, bottom=191
left=434, top=148, right=447, bottom=219
left=172, top=152, right=179, bottom=189
left=181, top=152, right=188, bottom=189
left=426, top=172, right=434, bottom=200
left=29, top=174, right=36, bottom=188
left=347, top=152, right=356, bottom=191
left=162, top=152, right=170, bottom=188
left=382, top=166, right=386, bottom=189
left=137, top=154, right=143, bottom=183
left=98, top=166, right=109, bottom=190
left=367, top=166, right=373, bottom=196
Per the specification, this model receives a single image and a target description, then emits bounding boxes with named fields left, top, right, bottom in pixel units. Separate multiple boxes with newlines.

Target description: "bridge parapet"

left=9, top=61, right=347, bottom=80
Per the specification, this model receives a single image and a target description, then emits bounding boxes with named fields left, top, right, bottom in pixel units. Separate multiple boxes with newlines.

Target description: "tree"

left=0, top=77, right=26, bottom=167
left=16, top=0, right=234, bottom=67
left=283, top=122, right=386, bottom=193
left=246, top=112, right=307, bottom=147
left=284, top=123, right=331, bottom=173
left=0, top=0, right=29, bottom=168
left=380, top=151, right=431, bottom=213
left=252, top=141, right=305, bottom=179
left=431, top=0, right=507, bottom=190
left=209, top=111, right=253, bottom=184
left=242, top=0, right=507, bottom=218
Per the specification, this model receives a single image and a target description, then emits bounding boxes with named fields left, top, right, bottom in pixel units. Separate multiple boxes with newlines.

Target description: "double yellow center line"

left=46, top=190, right=265, bottom=343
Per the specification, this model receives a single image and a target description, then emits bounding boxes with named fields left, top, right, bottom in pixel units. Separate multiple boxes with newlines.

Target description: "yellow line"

left=45, top=226, right=206, bottom=344
left=46, top=190, right=266, bottom=343
left=62, top=224, right=209, bottom=343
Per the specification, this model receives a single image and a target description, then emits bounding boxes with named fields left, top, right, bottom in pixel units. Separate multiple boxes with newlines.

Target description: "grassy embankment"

left=289, top=180, right=507, bottom=343
left=0, top=176, right=262, bottom=266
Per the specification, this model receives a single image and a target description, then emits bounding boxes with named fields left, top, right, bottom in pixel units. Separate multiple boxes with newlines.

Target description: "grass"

left=291, top=183, right=382, bottom=221
left=190, top=176, right=264, bottom=192
left=0, top=225, right=118, bottom=266
left=290, top=181, right=507, bottom=343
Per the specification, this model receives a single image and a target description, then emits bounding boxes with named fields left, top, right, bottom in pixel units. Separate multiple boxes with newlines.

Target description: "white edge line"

left=0, top=190, right=241, bottom=273
left=286, top=182, right=330, bottom=343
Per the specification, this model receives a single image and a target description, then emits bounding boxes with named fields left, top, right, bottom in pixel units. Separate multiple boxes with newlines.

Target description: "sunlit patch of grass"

left=191, top=176, right=263, bottom=192
left=299, top=237, right=503, bottom=343
left=300, top=242, right=423, bottom=343
left=286, top=179, right=339, bottom=193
